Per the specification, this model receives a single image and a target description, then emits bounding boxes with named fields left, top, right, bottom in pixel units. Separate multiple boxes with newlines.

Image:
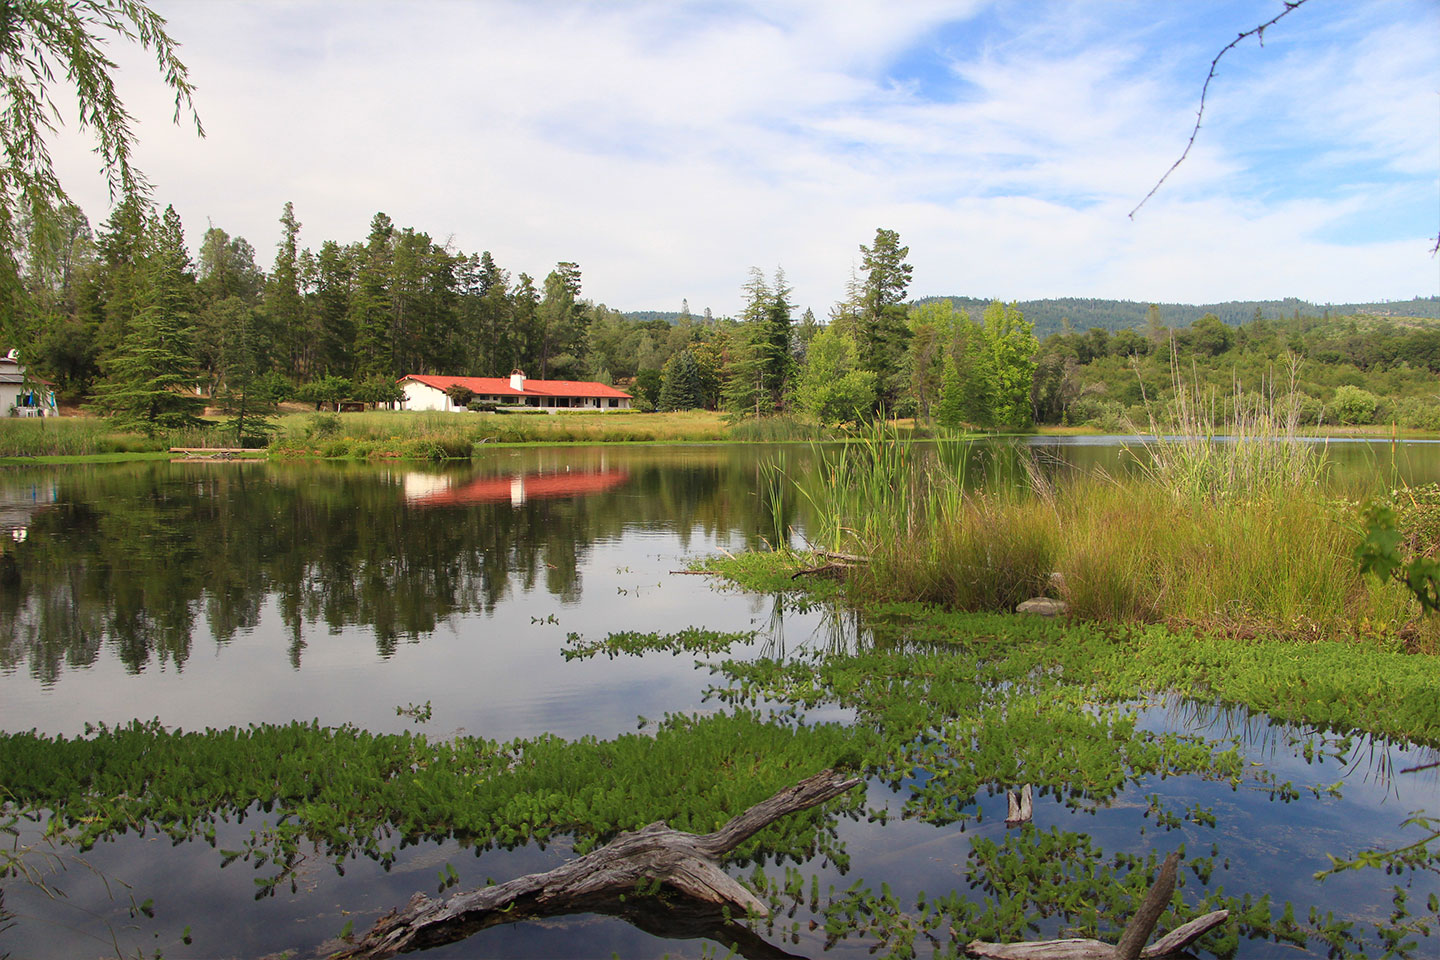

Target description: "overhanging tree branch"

left=1129, top=0, right=1313, bottom=220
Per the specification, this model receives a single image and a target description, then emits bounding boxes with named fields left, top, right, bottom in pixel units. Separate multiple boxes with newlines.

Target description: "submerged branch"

left=333, top=768, right=860, bottom=959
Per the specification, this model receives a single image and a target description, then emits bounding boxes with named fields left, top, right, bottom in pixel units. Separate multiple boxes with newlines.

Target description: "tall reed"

left=783, top=419, right=1431, bottom=645
left=1127, top=353, right=1327, bottom=502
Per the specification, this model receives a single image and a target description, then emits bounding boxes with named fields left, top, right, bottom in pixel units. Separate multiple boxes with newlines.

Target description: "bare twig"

left=1130, top=0, right=1314, bottom=219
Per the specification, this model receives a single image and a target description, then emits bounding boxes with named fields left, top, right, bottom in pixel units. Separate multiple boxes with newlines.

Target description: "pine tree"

left=536, top=262, right=585, bottom=379
left=350, top=212, right=395, bottom=378
left=725, top=267, right=793, bottom=416
left=658, top=349, right=705, bottom=411
left=314, top=240, right=354, bottom=377
left=212, top=298, right=276, bottom=446
left=267, top=202, right=305, bottom=378
left=856, top=228, right=913, bottom=414
left=511, top=273, right=540, bottom=373
left=95, top=205, right=203, bottom=434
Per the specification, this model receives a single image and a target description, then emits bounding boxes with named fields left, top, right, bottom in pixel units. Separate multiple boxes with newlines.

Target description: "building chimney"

left=509, top=368, right=526, bottom=392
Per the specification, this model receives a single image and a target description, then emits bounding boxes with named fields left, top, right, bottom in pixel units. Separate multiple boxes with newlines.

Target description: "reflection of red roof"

left=407, top=469, right=630, bottom=507
left=400, top=374, right=631, bottom=399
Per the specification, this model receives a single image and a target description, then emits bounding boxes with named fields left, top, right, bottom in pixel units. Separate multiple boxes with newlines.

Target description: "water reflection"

left=404, top=467, right=631, bottom=508
left=0, top=451, right=795, bottom=683
left=3, top=437, right=1436, bottom=688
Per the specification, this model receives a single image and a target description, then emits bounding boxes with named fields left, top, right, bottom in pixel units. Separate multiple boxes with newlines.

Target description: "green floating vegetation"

left=0, top=711, right=868, bottom=892
left=745, top=828, right=1439, bottom=960
left=562, top=627, right=758, bottom=661
left=707, top=553, right=1440, bottom=748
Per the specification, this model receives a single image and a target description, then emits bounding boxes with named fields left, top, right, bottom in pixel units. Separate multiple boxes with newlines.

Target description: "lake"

left=1, top=439, right=1437, bottom=959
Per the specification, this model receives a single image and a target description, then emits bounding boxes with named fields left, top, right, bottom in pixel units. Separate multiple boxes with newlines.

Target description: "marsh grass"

left=0, top=417, right=246, bottom=457
left=782, top=419, right=1432, bottom=644
left=268, top=410, right=755, bottom=457
left=1127, top=354, right=1328, bottom=503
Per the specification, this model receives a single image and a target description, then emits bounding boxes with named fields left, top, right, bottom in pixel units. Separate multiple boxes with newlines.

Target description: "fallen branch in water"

left=816, top=550, right=870, bottom=563
left=333, top=768, right=860, bottom=959
left=791, top=561, right=853, bottom=580
left=966, top=851, right=1228, bottom=959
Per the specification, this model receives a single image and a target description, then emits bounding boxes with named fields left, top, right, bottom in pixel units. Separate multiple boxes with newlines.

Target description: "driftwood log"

left=966, top=852, right=1229, bottom=959
left=333, top=768, right=860, bottom=959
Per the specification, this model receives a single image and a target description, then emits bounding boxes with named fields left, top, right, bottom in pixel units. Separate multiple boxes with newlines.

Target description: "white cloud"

left=46, top=0, right=1440, bottom=318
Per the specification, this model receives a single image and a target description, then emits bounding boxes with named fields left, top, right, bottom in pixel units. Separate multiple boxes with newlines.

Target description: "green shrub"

left=1329, top=385, right=1380, bottom=425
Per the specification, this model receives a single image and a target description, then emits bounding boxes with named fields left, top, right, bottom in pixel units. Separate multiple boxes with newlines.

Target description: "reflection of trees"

left=0, top=449, right=793, bottom=681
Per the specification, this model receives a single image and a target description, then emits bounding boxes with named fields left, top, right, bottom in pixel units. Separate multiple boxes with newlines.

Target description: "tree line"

left=16, top=201, right=1047, bottom=431
left=19, top=192, right=1435, bottom=436
left=1033, top=307, right=1440, bottom=429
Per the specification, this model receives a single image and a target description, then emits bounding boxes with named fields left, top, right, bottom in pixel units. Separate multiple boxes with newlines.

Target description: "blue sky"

left=53, top=0, right=1440, bottom=318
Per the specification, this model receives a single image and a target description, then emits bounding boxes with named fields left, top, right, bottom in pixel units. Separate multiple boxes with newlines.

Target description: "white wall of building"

left=402, top=381, right=454, bottom=412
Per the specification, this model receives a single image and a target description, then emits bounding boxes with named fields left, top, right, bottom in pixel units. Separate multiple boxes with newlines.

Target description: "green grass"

left=767, top=407, right=1436, bottom=644
left=0, top=416, right=268, bottom=458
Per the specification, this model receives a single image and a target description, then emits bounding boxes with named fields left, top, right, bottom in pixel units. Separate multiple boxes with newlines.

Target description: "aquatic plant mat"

left=3, top=604, right=1438, bottom=957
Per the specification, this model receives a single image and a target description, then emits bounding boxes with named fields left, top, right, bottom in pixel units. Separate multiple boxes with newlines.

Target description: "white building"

left=398, top=370, right=632, bottom=413
left=0, top=351, right=57, bottom=417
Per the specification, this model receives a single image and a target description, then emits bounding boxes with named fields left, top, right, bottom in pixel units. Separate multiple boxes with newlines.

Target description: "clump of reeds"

left=783, top=414, right=1433, bottom=644
left=1128, top=353, right=1327, bottom=503
left=0, top=417, right=155, bottom=456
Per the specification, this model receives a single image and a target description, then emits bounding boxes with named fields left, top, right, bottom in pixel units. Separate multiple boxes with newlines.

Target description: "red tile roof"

left=400, top=374, right=631, bottom=399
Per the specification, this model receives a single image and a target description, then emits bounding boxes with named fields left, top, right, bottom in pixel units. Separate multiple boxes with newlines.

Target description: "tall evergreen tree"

left=536, top=261, right=585, bottom=379
left=658, top=348, right=705, bottom=411
left=211, top=298, right=276, bottom=445
left=511, top=272, right=540, bottom=374
left=724, top=267, right=793, bottom=416
left=95, top=205, right=202, bottom=434
left=350, top=212, right=395, bottom=378
left=856, top=227, right=913, bottom=414
left=314, top=240, right=354, bottom=377
left=267, top=202, right=305, bottom=378
left=94, top=196, right=148, bottom=357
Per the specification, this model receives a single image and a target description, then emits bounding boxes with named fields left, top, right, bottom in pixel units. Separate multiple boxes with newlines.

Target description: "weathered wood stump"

left=966, top=852, right=1229, bottom=959
left=334, top=768, right=860, bottom=959
left=1005, top=784, right=1033, bottom=826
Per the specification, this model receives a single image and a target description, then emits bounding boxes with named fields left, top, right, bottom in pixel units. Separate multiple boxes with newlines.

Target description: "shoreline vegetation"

left=0, top=408, right=1433, bottom=464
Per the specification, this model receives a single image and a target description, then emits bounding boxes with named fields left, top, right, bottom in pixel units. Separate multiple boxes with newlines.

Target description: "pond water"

left=1, top=440, right=1438, bottom=959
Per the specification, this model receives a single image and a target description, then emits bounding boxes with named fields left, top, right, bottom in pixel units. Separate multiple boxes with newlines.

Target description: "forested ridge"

left=12, top=197, right=1438, bottom=433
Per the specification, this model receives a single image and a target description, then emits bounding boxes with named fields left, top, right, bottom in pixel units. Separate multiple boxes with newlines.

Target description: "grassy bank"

left=265, top=410, right=861, bottom=457
left=0, top=417, right=250, bottom=458
left=0, top=411, right=981, bottom=463
left=767, top=421, right=1437, bottom=647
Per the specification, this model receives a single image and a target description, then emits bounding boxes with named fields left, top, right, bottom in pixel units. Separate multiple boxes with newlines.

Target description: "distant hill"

left=626, top=297, right=1440, bottom=339
left=913, top=296, right=1440, bottom=339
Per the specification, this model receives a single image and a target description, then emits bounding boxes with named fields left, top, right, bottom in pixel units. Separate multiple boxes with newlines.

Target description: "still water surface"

left=1, top=440, right=1437, bottom=958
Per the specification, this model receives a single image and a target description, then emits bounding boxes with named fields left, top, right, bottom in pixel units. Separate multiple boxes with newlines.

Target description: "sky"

left=50, top=0, right=1440, bottom=319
